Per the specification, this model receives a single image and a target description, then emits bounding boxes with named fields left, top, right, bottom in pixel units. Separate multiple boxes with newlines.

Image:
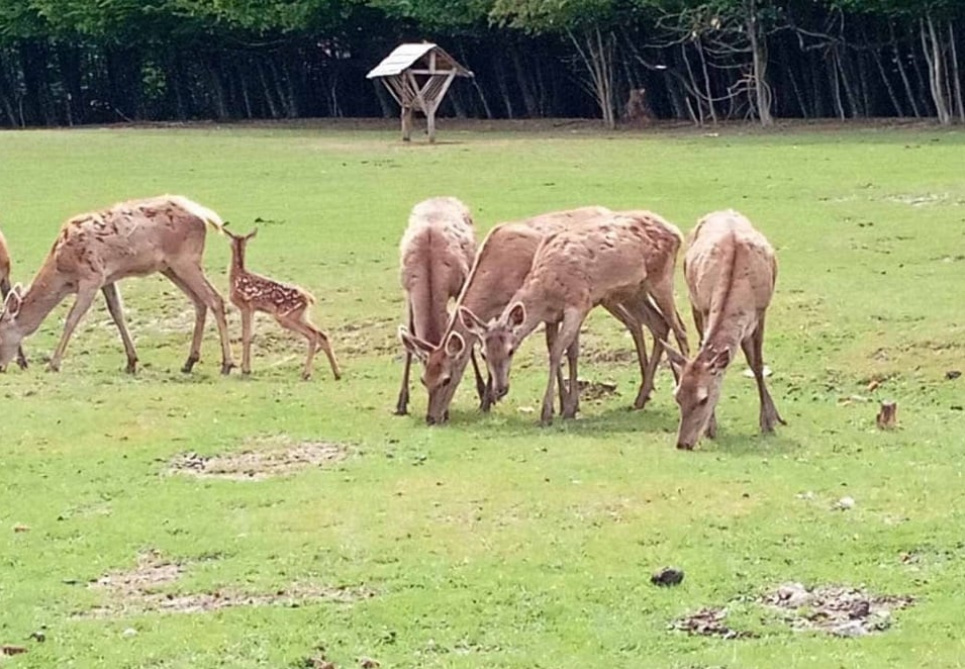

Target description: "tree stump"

left=622, top=88, right=655, bottom=126
left=876, top=400, right=898, bottom=429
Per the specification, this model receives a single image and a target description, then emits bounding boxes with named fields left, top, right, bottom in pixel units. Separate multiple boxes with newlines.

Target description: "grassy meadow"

left=0, top=120, right=963, bottom=668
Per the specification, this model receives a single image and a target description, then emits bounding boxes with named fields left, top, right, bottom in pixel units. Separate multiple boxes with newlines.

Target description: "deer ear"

left=444, top=331, right=466, bottom=358
left=3, top=284, right=23, bottom=318
left=246, top=228, right=258, bottom=241
left=708, top=347, right=731, bottom=373
left=458, top=306, right=487, bottom=339
left=507, top=302, right=526, bottom=329
left=398, top=326, right=433, bottom=362
left=662, top=341, right=688, bottom=371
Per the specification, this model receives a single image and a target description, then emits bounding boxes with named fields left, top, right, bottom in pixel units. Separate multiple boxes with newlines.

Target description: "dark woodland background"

left=1, top=0, right=963, bottom=128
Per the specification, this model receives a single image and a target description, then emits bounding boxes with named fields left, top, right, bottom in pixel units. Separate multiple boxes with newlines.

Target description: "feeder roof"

left=366, top=43, right=473, bottom=79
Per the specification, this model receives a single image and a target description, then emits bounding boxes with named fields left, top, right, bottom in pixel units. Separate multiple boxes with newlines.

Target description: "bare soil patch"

left=760, top=583, right=914, bottom=637
left=81, top=550, right=374, bottom=618
left=169, top=435, right=347, bottom=480
left=562, top=379, right=619, bottom=402
left=673, top=607, right=754, bottom=639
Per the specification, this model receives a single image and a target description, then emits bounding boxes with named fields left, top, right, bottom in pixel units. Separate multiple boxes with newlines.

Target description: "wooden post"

left=426, top=104, right=437, bottom=143
left=876, top=400, right=898, bottom=429
left=401, top=106, right=413, bottom=141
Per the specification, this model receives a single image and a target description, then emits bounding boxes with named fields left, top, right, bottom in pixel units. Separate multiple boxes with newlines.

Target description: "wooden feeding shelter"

left=366, top=43, right=473, bottom=143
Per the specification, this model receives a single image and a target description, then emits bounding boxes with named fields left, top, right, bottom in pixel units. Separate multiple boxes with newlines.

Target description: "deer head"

left=0, top=285, right=26, bottom=371
left=459, top=303, right=526, bottom=402
left=664, top=343, right=732, bottom=450
left=400, top=326, right=469, bottom=425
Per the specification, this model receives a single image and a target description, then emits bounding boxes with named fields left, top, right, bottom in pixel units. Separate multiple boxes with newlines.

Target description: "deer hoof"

left=17, top=359, right=28, bottom=371
left=301, top=372, right=312, bottom=381
left=220, top=362, right=235, bottom=376
left=125, top=360, right=138, bottom=374
left=46, top=361, right=61, bottom=373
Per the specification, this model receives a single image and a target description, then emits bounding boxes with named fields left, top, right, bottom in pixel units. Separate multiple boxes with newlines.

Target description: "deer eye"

left=697, top=396, right=709, bottom=407
left=441, top=377, right=452, bottom=387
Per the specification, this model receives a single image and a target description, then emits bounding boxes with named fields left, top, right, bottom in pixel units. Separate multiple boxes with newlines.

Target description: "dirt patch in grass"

left=169, top=435, right=347, bottom=480
left=672, top=607, right=755, bottom=640
left=562, top=379, right=620, bottom=402
left=584, top=347, right=637, bottom=364
left=760, top=583, right=914, bottom=637
left=81, top=551, right=375, bottom=618
left=336, top=317, right=398, bottom=357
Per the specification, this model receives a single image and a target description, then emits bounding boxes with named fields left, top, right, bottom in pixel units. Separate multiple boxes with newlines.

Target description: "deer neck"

left=16, top=264, right=72, bottom=337
left=229, top=247, right=246, bottom=283
left=508, top=282, right=551, bottom=345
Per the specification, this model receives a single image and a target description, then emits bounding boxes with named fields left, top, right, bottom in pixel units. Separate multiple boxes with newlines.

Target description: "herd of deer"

left=0, top=194, right=783, bottom=450
left=395, top=197, right=785, bottom=450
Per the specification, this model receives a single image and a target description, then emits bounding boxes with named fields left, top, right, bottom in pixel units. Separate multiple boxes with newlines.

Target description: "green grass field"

left=1, top=121, right=963, bottom=668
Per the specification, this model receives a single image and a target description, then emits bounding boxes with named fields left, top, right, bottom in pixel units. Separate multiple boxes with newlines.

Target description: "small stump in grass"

left=876, top=401, right=898, bottom=430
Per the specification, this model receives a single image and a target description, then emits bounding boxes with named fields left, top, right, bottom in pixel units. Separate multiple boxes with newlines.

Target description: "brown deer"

left=0, top=195, right=235, bottom=374
left=419, top=206, right=689, bottom=425
left=663, top=210, right=785, bottom=450
left=395, top=196, right=485, bottom=418
left=225, top=226, right=340, bottom=381
left=460, top=211, right=688, bottom=426
left=0, top=228, right=27, bottom=369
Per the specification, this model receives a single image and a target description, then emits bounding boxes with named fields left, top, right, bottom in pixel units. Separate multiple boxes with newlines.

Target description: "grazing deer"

left=0, top=195, right=235, bottom=374
left=663, top=210, right=785, bottom=450
left=460, top=211, right=686, bottom=426
left=418, top=206, right=688, bottom=425
left=396, top=196, right=485, bottom=419
left=0, top=228, right=27, bottom=369
left=225, top=226, right=340, bottom=381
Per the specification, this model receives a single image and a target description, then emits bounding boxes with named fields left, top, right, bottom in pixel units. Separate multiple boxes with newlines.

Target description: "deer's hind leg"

left=604, top=301, right=651, bottom=410
left=311, top=322, right=341, bottom=381
left=166, top=263, right=234, bottom=375
left=102, top=283, right=139, bottom=373
left=648, top=272, right=689, bottom=356
left=162, top=268, right=208, bottom=374
left=742, top=311, right=786, bottom=434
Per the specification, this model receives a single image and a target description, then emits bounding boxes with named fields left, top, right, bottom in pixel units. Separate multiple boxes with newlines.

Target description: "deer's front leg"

left=240, top=308, right=254, bottom=376
left=48, top=286, right=99, bottom=372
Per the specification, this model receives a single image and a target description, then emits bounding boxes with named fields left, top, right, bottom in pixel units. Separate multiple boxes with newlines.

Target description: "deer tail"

left=170, top=195, right=226, bottom=235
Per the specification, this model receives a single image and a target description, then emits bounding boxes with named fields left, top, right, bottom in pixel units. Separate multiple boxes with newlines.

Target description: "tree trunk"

left=921, top=14, right=951, bottom=124
left=891, top=23, right=921, bottom=117
left=747, top=0, right=773, bottom=126
left=948, top=21, right=964, bottom=122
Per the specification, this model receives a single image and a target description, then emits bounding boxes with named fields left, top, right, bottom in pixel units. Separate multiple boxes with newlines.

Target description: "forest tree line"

left=0, top=0, right=963, bottom=128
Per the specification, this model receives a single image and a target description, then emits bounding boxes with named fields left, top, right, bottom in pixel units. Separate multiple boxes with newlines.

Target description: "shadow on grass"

left=443, top=402, right=680, bottom=438
left=701, top=429, right=801, bottom=457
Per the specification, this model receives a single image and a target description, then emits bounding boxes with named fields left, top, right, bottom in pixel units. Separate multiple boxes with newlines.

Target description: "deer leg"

left=692, top=307, right=706, bottom=350
left=604, top=301, right=651, bottom=410
left=561, top=333, right=581, bottom=420
left=169, top=264, right=234, bottom=375
left=312, top=326, right=341, bottom=381
left=48, top=284, right=99, bottom=372
left=469, top=348, right=489, bottom=410
left=395, top=305, right=414, bottom=416
left=544, top=322, right=567, bottom=413
left=639, top=298, right=675, bottom=387
left=745, top=313, right=786, bottom=433
left=161, top=269, right=208, bottom=373
left=540, top=311, right=583, bottom=427
left=0, top=277, right=27, bottom=369
left=240, top=307, right=254, bottom=375
left=101, top=283, right=139, bottom=374
left=648, top=274, right=689, bottom=356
